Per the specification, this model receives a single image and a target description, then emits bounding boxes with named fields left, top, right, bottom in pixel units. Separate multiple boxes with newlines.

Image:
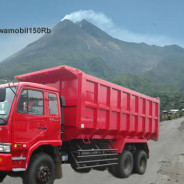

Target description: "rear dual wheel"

left=108, top=149, right=147, bottom=178
left=70, top=163, right=91, bottom=173
left=134, top=150, right=147, bottom=174
left=109, top=150, right=133, bottom=178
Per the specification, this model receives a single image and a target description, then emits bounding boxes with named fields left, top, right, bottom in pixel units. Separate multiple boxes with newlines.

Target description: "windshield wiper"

left=0, top=117, right=6, bottom=122
left=8, top=82, right=17, bottom=97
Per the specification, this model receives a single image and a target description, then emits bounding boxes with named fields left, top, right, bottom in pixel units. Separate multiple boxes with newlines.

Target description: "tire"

left=0, top=172, right=6, bottom=182
left=94, top=143, right=107, bottom=171
left=70, top=163, right=91, bottom=173
left=108, top=165, right=116, bottom=176
left=134, top=150, right=147, bottom=175
left=23, top=153, right=55, bottom=184
left=113, top=150, right=133, bottom=178
left=94, top=166, right=107, bottom=171
left=70, top=144, right=91, bottom=173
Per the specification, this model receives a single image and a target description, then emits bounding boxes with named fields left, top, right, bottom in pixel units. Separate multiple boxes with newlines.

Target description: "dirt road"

left=2, top=117, right=184, bottom=184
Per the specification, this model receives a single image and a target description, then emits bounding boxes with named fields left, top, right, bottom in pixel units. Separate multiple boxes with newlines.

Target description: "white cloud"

left=62, top=10, right=113, bottom=30
left=62, top=10, right=182, bottom=47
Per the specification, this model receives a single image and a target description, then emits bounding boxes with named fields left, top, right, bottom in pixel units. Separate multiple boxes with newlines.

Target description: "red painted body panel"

left=0, top=154, right=12, bottom=171
left=0, top=82, right=62, bottom=171
left=12, top=83, right=61, bottom=145
left=110, top=138, right=149, bottom=153
left=16, top=66, right=160, bottom=142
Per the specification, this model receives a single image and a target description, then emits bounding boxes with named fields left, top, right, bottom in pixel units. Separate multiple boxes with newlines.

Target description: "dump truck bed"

left=16, top=65, right=159, bottom=142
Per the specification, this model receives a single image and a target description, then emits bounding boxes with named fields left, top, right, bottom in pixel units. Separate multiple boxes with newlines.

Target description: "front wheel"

left=0, top=172, right=7, bottom=182
left=23, top=153, right=55, bottom=184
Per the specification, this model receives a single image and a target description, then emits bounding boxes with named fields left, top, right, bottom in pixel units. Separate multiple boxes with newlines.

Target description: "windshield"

left=0, top=87, right=17, bottom=125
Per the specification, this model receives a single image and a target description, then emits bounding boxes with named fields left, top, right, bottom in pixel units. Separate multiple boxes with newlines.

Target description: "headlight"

left=0, top=143, right=11, bottom=153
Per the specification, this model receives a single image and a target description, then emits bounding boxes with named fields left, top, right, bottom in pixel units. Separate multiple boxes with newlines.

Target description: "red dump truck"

left=0, top=65, right=159, bottom=183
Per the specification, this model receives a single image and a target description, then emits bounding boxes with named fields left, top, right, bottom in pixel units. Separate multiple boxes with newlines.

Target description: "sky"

left=0, top=0, right=184, bottom=62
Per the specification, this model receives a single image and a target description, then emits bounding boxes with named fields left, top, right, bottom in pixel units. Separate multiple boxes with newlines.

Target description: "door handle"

left=49, top=118, right=59, bottom=122
left=38, top=127, right=47, bottom=130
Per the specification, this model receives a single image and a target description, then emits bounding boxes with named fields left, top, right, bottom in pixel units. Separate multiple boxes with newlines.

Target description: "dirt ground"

left=2, top=118, right=184, bottom=184
left=155, top=120, right=184, bottom=184
left=156, top=154, right=184, bottom=184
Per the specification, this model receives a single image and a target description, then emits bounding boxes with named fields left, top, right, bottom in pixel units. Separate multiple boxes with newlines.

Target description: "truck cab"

left=0, top=82, right=62, bottom=178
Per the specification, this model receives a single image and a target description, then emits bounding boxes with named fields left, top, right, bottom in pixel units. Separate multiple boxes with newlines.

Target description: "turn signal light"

left=14, top=144, right=21, bottom=148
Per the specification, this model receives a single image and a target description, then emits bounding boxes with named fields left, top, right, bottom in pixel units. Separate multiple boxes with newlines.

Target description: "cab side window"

left=48, top=93, right=58, bottom=115
left=17, top=89, right=44, bottom=115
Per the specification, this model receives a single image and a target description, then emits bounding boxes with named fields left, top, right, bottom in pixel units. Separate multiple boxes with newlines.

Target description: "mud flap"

left=54, top=148, right=63, bottom=179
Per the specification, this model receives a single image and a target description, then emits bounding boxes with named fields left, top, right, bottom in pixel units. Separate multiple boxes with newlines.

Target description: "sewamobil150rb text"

left=0, top=27, right=51, bottom=34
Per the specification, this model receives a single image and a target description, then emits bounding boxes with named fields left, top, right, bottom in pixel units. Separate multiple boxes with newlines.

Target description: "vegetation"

left=160, top=111, right=184, bottom=121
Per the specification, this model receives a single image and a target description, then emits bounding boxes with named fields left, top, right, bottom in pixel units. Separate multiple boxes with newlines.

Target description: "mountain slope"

left=1, top=19, right=183, bottom=80
left=1, top=19, right=184, bottom=110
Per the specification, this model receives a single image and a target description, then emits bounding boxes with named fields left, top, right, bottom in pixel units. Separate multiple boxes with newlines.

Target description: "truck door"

left=12, top=88, right=47, bottom=147
left=44, top=92, right=61, bottom=141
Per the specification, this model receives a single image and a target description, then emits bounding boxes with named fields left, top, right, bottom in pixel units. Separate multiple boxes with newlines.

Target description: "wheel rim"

left=140, top=157, right=146, bottom=171
left=124, top=156, right=131, bottom=172
left=36, top=164, right=51, bottom=184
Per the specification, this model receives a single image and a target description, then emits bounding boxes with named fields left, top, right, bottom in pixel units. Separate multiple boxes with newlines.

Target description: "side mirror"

left=0, top=88, right=6, bottom=102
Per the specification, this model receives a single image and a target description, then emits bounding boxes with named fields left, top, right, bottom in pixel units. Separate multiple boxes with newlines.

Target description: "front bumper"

left=0, top=153, right=12, bottom=171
